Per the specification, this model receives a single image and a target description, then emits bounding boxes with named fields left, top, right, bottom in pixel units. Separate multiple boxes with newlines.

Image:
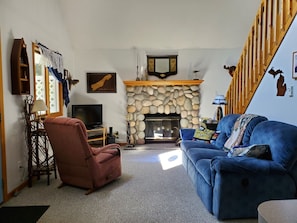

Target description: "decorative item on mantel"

left=212, top=95, right=227, bottom=122
left=133, top=47, right=141, bottom=81
left=193, top=70, right=200, bottom=80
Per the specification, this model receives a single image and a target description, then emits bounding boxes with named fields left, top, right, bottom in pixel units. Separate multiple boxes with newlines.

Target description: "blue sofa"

left=180, top=114, right=297, bottom=220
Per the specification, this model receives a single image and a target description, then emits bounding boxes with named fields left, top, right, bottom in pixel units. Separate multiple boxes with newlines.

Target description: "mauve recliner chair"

left=44, top=117, right=121, bottom=194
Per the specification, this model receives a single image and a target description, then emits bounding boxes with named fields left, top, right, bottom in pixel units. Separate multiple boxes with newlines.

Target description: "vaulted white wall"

left=0, top=0, right=74, bottom=192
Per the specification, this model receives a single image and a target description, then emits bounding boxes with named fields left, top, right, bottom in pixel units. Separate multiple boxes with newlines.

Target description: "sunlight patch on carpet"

left=158, top=149, right=182, bottom=170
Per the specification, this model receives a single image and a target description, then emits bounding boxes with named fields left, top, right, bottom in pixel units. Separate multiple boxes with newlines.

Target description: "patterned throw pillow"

left=227, top=144, right=271, bottom=159
left=193, top=126, right=215, bottom=141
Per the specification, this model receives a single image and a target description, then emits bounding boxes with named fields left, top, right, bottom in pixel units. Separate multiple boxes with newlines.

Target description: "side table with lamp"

left=25, top=97, right=57, bottom=187
left=212, top=95, right=227, bottom=122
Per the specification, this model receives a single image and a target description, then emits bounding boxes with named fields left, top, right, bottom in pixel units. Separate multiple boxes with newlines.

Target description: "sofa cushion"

left=196, top=159, right=212, bottom=185
left=180, top=140, right=219, bottom=153
left=187, top=147, right=226, bottom=166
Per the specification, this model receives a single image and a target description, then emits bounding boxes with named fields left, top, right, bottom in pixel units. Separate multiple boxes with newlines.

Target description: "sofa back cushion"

left=250, top=120, right=297, bottom=170
left=224, top=114, right=268, bottom=150
left=214, top=114, right=240, bottom=148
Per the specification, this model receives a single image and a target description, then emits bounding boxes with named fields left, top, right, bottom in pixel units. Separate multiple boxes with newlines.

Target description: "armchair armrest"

left=180, top=128, right=195, bottom=140
left=210, top=156, right=286, bottom=174
left=91, top=143, right=121, bottom=155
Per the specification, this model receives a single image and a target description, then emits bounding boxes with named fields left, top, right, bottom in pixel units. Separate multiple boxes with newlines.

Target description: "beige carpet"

left=3, top=144, right=258, bottom=223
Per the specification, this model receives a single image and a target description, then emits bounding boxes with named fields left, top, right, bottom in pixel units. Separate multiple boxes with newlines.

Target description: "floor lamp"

left=212, top=95, right=227, bottom=122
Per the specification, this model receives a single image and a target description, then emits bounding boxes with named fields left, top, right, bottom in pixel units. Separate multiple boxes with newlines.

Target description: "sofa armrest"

left=210, top=156, right=286, bottom=174
left=180, top=128, right=195, bottom=140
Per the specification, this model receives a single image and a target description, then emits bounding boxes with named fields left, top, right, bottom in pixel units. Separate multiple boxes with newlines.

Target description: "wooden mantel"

left=123, top=80, right=203, bottom=86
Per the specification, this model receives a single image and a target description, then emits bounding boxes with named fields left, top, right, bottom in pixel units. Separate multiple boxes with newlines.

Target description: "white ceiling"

left=58, top=0, right=261, bottom=51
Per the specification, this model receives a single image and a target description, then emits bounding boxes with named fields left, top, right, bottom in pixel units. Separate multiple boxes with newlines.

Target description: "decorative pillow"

left=210, top=131, right=220, bottom=144
left=193, top=126, right=215, bottom=141
left=227, top=144, right=271, bottom=159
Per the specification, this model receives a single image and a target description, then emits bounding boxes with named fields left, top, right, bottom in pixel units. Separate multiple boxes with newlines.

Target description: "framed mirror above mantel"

left=147, top=55, right=177, bottom=79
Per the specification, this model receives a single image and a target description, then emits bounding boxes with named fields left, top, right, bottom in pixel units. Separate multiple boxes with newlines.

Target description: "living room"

left=1, top=0, right=297, bottom=220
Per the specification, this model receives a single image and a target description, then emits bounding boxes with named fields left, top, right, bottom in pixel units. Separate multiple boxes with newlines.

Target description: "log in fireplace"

left=144, top=114, right=180, bottom=143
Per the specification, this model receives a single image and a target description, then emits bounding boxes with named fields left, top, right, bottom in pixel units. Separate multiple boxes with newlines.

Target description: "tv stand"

left=87, top=127, right=106, bottom=146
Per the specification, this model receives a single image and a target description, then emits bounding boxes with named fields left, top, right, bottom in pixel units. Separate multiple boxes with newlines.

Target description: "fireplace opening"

left=144, top=114, right=180, bottom=143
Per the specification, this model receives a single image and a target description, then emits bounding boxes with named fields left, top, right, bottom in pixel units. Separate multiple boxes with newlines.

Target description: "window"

left=32, top=43, right=63, bottom=117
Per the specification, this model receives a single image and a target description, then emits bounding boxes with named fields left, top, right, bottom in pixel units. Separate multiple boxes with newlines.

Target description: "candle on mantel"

left=136, top=51, right=140, bottom=81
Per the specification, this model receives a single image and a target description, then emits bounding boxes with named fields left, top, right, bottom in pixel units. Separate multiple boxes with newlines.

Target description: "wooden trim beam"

left=123, top=80, right=203, bottom=86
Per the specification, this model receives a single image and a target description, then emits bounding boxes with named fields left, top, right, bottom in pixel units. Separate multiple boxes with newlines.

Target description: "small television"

left=72, top=104, right=103, bottom=129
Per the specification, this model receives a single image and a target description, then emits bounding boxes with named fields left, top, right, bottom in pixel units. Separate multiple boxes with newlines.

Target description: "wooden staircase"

left=226, top=0, right=297, bottom=114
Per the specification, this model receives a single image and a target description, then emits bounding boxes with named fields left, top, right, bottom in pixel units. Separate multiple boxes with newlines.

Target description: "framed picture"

left=87, top=72, right=117, bottom=93
left=293, top=51, right=297, bottom=79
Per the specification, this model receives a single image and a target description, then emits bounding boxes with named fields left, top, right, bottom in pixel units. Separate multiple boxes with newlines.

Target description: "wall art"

left=87, top=72, right=117, bottom=93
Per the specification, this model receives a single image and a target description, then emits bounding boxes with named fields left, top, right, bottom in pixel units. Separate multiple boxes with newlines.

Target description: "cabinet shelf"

left=87, top=127, right=107, bottom=146
left=11, top=38, right=30, bottom=95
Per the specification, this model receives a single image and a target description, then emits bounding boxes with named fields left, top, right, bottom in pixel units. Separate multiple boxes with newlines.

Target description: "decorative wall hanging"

left=268, top=67, right=283, bottom=78
left=268, top=67, right=286, bottom=96
left=223, top=65, right=236, bottom=77
left=64, top=69, right=79, bottom=91
left=87, top=72, right=117, bottom=93
left=277, top=74, right=287, bottom=96
left=292, top=51, right=297, bottom=79
left=147, top=55, right=177, bottom=79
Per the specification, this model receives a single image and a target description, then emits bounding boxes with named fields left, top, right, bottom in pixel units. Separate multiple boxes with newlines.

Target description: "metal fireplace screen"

left=144, top=114, right=180, bottom=143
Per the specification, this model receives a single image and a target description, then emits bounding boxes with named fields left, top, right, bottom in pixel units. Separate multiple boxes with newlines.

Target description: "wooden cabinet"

left=11, top=38, right=30, bottom=95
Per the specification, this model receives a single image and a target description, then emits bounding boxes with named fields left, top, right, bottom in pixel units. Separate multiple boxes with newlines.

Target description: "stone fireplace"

left=124, top=80, right=203, bottom=145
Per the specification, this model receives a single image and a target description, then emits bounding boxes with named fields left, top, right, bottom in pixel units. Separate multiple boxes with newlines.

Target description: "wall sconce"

left=31, top=99, right=48, bottom=121
left=212, top=95, right=227, bottom=122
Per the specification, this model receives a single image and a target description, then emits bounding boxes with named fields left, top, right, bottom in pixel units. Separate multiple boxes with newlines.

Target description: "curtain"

left=37, top=43, right=70, bottom=107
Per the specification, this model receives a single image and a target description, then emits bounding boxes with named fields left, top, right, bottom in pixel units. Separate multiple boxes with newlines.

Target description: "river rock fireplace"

left=124, top=80, right=203, bottom=145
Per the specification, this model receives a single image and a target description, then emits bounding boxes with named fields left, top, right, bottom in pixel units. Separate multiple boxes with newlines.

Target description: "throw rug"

left=0, top=205, right=49, bottom=223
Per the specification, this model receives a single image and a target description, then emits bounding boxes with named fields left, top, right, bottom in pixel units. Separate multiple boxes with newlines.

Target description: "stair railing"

left=226, top=0, right=297, bottom=114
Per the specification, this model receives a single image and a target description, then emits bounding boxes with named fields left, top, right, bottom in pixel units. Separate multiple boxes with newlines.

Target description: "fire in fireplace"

left=144, top=114, right=180, bottom=143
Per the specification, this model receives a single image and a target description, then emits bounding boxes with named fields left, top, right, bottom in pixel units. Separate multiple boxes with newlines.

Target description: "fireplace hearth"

left=145, top=114, right=180, bottom=143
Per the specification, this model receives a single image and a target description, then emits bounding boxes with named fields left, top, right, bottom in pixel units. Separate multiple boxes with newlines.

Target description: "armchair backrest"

left=45, top=117, right=92, bottom=165
left=44, top=117, right=95, bottom=189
